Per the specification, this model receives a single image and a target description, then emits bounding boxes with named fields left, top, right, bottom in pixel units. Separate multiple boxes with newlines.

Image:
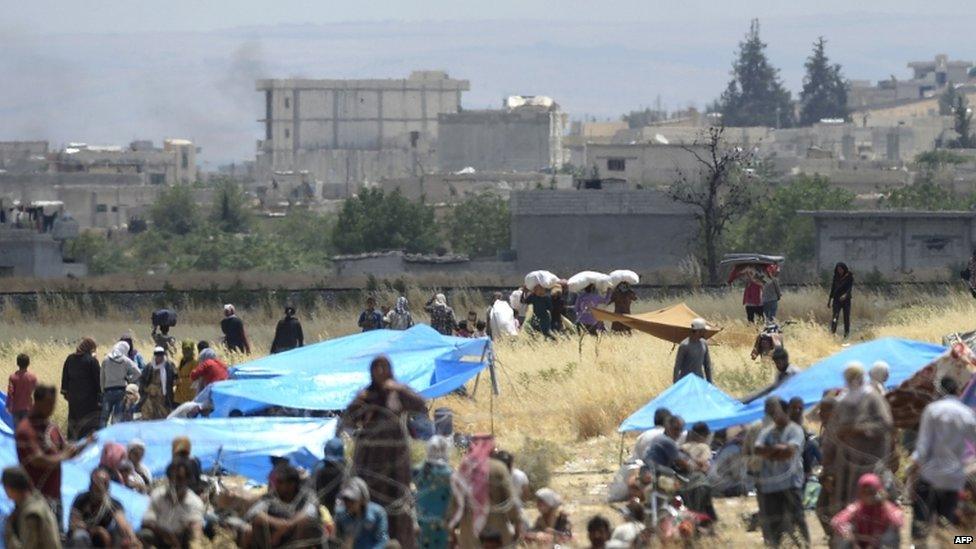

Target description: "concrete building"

left=803, top=210, right=975, bottom=280
left=583, top=143, right=707, bottom=188
left=51, top=140, right=198, bottom=185
left=849, top=55, right=974, bottom=110
left=0, top=227, right=85, bottom=278
left=255, top=71, right=470, bottom=191
left=380, top=172, right=573, bottom=204
left=510, top=190, right=696, bottom=274
left=0, top=141, right=49, bottom=173
left=437, top=96, right=568, bottom=172
left=767, top=119, right=952, bottom=163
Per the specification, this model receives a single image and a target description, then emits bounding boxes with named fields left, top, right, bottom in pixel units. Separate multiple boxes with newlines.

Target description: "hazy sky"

left=3, top=2, right=976, bottom=164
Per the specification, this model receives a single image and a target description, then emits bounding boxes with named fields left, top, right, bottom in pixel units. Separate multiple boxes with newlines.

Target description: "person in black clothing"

left=221, top=304, right=251, bottom=354
left=521, top=285, right=554, bottom=339
left=69, top=467, right=138, bottom=547
left=270, top=306, right=305, bottom=354
left=550, top=284, right=567, bottom=333
left=61, top=337, right=102, bottom=440
left=828, top=262, right=854, bottom=338
left=313, top=437, right=347, bottom=516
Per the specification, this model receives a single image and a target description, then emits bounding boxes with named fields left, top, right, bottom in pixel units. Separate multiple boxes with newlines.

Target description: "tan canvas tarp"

left=591, top=303, right=721, bottom=344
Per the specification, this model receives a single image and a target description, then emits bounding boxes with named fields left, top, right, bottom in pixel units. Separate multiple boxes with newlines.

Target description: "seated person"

left=69, top=468, right=138, bottom=547
left=171, top=436, right=204, bottom=495
left=334, top=477, right=389, bottom=548
left=609, top=501, right=647, bottom=546
left=525, top=488, right=572, bottom=545
left=139, top=458, right=206, bottom=548
left=680, top=422, right=717, bottom=523
left=313, top=437, right=347, bottom=516
left=644, top=415, right=690, bottom=474
left=830, top=473, right=903, bottom=548
left=242, top=463, right=323, bottom=548
left=585, top=515, right=611, bottom=549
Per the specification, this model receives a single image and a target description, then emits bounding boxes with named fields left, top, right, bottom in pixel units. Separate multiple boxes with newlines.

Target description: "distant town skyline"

left=3, top=2, right=976, bottom=163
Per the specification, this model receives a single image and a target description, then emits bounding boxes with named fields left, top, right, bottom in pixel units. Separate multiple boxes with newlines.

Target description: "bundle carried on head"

left=609, top=269, right=640, bottom=287
left=524, top=270, right=561, bottom=291
left=567, top=270, right=612, bottom=293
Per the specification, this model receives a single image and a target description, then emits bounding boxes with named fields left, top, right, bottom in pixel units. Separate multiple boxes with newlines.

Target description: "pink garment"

left=743, top=280, right=762, bottom=306
left=830, top=500, right=903, bottom=543
left=458, top=434, right=493, bottom=532
left=99, top=442, right=128, bottom=482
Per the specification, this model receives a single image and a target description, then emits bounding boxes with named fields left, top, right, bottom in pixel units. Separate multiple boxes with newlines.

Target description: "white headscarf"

left=108, top=341, right=130, bottom=361
left=434, top=293, right=447, bottom=306
left=534, top=487, right=562, bottom=508
left=869, top=361, right=889, bottom=384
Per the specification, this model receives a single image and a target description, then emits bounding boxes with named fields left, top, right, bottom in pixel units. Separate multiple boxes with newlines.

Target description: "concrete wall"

left=767, top=120, right=950, bottom=163
left=380, top=172, right=573, bottom=203
left=0, top=228, right=84, bottom=278
left=810, top=212, right=975, bottom=280
left=510, top=190, right=697, bottom=273
left=584, top=143, right=706, bottom=188
left=437, top=107, right=567, bottom=172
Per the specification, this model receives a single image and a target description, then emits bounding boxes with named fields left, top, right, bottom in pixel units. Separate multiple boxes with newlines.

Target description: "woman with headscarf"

left=119, top=332, right=145, bottom=370
left=99, top=442, right=128, bottom=484
left=314, top=437, right=347, bottom=516
left=823, top=364, right=894, bottom=525
left=574, top=284, right=607, bottom=335
left=384, top=297, right=415, bottom=331
left=526, top=488, right=573, bottom=545
left=413, top=436, right=461, bottom=549
left=127, top=440, right=153, bottom=488
left=190, top=348, right=229, bottom=390
left=174, top=341, right=197, bottom=405
left=61, top=337, right=101, bottom=439
left=549, top=283, right=567, bottom=333
left=828, top=262, right=854, bottom=338
left=344, top=356, right=428, bottom=549
left=100, top=341, right=140, bottom=427
left=830, top=473, right=903, bottom=548
left=425, top=294, right=457, bottom=336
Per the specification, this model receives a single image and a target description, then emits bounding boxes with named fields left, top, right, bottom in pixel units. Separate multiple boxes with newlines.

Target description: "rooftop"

left=799, top=210, right=976, bottom=219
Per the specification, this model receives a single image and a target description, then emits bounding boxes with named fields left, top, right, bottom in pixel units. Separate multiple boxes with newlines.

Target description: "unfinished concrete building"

left=51, top=140, right=198, bottom=185
left=848, top=54, right=974, bottom=110
left=436, top=96, right=568, bottom=172
left=255, top=71, right=470, bottom=194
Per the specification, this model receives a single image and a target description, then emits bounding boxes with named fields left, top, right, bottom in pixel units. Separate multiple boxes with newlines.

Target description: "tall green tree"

left=333, top=188, right=440, bottom=254
left=717, top=19, right=795, bottom=128
left=951, top=95, right=975, bottom=149
left=444, top=193, right=510, bottom=258
left=150, top=185, right=199, bottom=235
left=728, top=174, right=855, bottom=261
left=939, top=83, right=959, bottom=116
left=799, top=37, right=848, bottom=126
left=211, top=178, right=252, bottom=233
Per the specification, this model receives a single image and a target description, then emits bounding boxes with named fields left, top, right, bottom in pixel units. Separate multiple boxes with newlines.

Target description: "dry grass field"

left=1, top=284, right=973, bottom=546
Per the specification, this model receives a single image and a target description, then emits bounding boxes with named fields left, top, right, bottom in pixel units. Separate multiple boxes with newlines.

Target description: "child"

left=6, top=353, right=37, bottom=423
left=474, top=320, right=487, bottom=338
left=455, top=320, right=472, bottom=338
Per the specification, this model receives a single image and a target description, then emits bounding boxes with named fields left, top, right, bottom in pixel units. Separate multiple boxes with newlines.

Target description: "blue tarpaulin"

left=207, top=325, right=491, bottom=417
left=621, top=337, right=946, bottom=432
left=71, top=417, right=338, bottom=483
left=619, top=374, right=747, bottom=432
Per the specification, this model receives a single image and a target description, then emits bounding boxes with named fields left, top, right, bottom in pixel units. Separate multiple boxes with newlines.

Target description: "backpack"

left=151, top=308, right=178, bottom=329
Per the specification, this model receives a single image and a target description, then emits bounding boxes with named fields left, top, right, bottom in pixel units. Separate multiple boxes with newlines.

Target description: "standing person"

left=99, top=341, right=141, bottom=427
left=384, top=297, right=414, bottom=331
left=221, top=303, right=251, bottom=354
left=828, top=262, right=854, bottom=338
left=119, top=332, right=145, bottom=371
left=549, top=284, right=567, bottom=334
left=313, top=437, right=348, bottom=517
left=16, top=385, right=91, bottom=523
left=344, top=356, right=428, bottom=549
left=358, top=297, right=384, bottom=332
left=486, top=292, right=518, bottom=339
left=425, top=294, right=457, bottom=336
left=754, top=397, right=810, bottom=548
left=7, top=353, right=37, bottom=424
left=60, top=337, right=101, bottom=440
left=270, top=305, right=304, bottom=354
left=574, top=284, right=607, bottom=335
left=152, top=325, right=177, bottom=356
left=608, top=282, right=637, bottom=334
left=174, top=341, right=197, bottom=405
left=509, top=288, right=527, bottom=327
left=742, top=270, right=764, bottom=323
left=673, top=318, right=713, bottom=383
left=521, top=285, right=554, bottom=339
left=2, top=466, right=62, bottom=549
left=966, top=248, right=976, bottom=298
left=139, top=347, right=177, bottom=420
left=908, top=376, right=976, bottom=544
left=761, top=264, right=782, bottom=321
left=190, top=348, right=229, bottom=390
left=413, top=436, right=460, bottom=549
left=824, top=364, right=893, bottom=524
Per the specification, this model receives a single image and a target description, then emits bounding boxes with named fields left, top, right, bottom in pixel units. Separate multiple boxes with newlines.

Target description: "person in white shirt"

left=908, top=376, right=976, bottom=544
left=139, top=457, right=205, bottom=547
left=631, top=407, right=671, bottom=461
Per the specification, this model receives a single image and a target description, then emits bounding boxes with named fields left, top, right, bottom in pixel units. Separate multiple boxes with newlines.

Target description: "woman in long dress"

left=345, top=356, right=428, bottom=549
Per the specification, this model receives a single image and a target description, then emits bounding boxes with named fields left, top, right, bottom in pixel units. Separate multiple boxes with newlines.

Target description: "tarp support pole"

left=618, top=433, right=625, bottom=466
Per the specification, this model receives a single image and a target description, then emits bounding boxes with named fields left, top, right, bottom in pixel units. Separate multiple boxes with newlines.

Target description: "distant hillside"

left=1, top=15, right=974, bottom=164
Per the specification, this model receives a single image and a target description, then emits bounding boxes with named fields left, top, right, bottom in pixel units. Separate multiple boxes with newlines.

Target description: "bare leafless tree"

left=668, top=125, right=760, bottom=284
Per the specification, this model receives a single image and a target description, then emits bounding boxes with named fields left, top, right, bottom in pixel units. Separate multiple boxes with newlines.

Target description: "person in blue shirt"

left=358, top=298, right=384, bottom=332
left=644, top=415, right=690, bottom=474
left=334, top=477, right=389, bottom=549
